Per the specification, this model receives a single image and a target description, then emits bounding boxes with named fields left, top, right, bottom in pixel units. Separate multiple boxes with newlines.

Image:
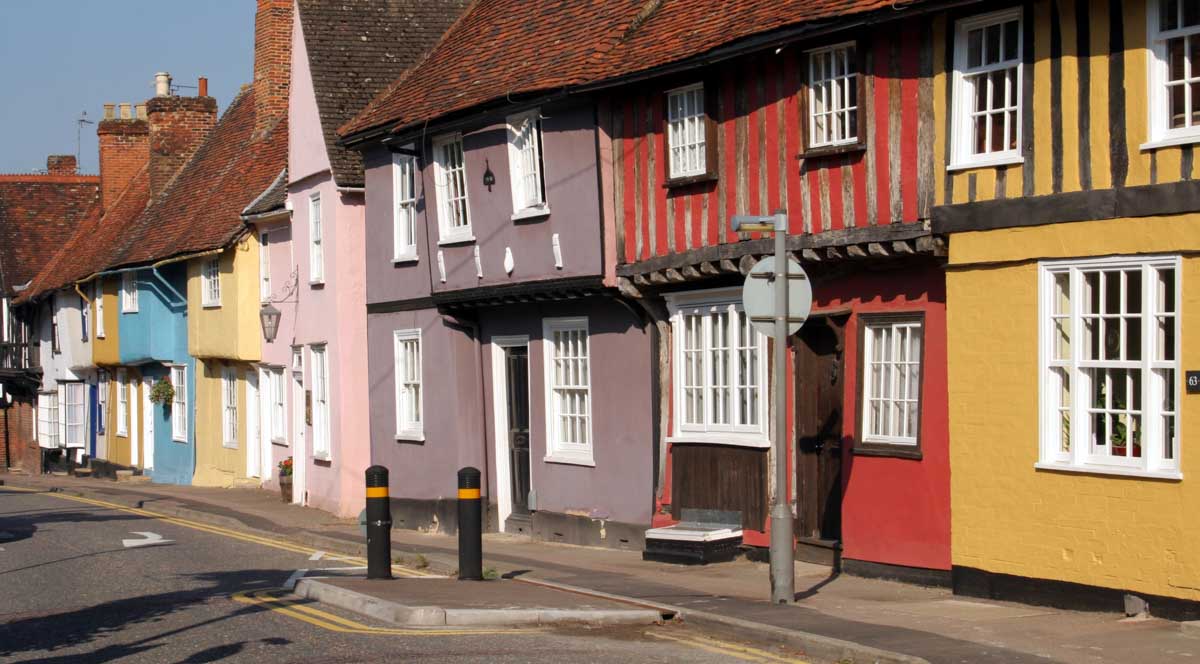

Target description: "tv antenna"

left=76, top=111, right=95, bottom=168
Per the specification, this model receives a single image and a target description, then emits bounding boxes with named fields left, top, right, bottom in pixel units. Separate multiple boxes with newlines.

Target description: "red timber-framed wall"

left=610, top=16, right=950, bottom=575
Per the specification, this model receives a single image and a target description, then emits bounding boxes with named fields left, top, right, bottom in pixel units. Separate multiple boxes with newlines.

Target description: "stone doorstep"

left=291, top=577, right=666, bottom=628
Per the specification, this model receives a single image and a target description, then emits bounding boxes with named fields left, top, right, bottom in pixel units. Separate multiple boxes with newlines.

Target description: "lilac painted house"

left=247, top=0, right=466, bottom=517
left=341, top=2, right=655, bottom=548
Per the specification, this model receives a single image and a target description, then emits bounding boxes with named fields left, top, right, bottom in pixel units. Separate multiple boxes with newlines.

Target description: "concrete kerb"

left=516, top=577, right=931, bottom=664
left=292, top=578, right=665, bottom=627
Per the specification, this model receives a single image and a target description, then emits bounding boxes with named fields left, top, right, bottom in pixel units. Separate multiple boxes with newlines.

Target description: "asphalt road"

left=0, top=487, right=807, bottom=663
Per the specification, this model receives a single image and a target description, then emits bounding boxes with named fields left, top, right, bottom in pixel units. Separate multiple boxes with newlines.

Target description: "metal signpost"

left=732, top=211, right=812, bottom=605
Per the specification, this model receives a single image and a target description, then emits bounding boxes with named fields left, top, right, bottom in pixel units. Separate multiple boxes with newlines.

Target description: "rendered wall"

left=948, top=214, right=1200, bottom=601
left=92, top=277, right=121, bottom=366
left=193, top=358, right=251, bottom=487
left=187, top=240, right=262, bottom=363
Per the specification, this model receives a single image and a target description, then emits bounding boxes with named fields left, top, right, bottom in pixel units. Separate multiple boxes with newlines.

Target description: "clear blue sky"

left=0, top=1, right=255, bottom=175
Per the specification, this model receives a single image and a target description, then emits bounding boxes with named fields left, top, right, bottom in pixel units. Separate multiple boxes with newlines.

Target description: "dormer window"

left=665, top=83, right=716, bottom=183
left=433, top=133, right=473, bottom=244
left=507, top=110, right=548, bottom=220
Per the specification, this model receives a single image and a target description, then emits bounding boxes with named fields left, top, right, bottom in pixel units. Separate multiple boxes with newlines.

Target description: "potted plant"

left=149, top=377, right=175, bottom=407
left=278, top=457, right=294, bottom=502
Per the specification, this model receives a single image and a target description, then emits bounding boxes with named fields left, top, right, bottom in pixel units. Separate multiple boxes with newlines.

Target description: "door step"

left=115, top=469, right=150, bottom=483
left=795, top=536, right=841, bottom=567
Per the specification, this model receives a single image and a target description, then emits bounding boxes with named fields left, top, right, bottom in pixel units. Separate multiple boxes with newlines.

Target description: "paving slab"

left=292, top=576, right=668, bottom=627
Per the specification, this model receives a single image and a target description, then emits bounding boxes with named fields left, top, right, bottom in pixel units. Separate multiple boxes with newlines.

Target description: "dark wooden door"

left=794, top=316, right=845, bottom=543
left=505, top=346, right=531, bottom=516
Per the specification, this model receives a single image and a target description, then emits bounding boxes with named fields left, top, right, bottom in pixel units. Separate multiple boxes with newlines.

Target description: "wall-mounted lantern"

left=482, top=159, right=495, bottom=191
left=259, top=302, right=281, bottom=343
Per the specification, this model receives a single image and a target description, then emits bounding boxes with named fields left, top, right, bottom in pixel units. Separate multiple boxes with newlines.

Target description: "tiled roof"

left=0, top=174, right=100, bottom=295
left=297, top=0, right=470, bottom=187
left=243, top=167, right=287, bottom=217
left=109, top=88, right=288, bottom=269
left=341, top=0, right=925, bottom=138
left=18, top=166, right=149, bottom=302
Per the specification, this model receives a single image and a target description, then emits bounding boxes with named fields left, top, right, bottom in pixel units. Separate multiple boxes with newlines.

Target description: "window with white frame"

left=861, top=317, right=924, bottom=446
left=64, top=382, right=86, bottom=448
left=393, top=152, right=419, bottom=261
left=222, top=366, right=238, bottom=448
left=666, top=83, right=708, bottom=179
left=951, top=9, right=1023, bottom=168
left=433, top=133, right=472, bottom=243
left=79, top=294, right=89, bottom=341
left=542, top=318, right=593, bottom=465
left=94, top=280, right=105, bottom=338
left=309, top=193, right=325, bottom=283
left=807, top=42, right=860, bottom=148
left=667, top=291, right=768, bottom=445
left=393, top=329, right=422, bottom=439
left=116, top=369, right=129, bottom=437
left=507, top=110, right=547, bottom=216
left=50, top=296, right=60, bottom=354
left=171, top=365, right=187, bottom=442
left=121, top=272, right=138, bottom=312
left=260, top=232, right=271, bottom=301
left=270, top=368, right=286, bottom=443
left=1040, top=256, right=1182, bottom=478
left=97, top=370, right=108, bottom=434
left=1148, top=0, right=1200, bottom=145
left=202, top=258, right=221, bottom=307
left=311, top=345, right=330, bottom=459
left=37, top=391, right=59, bottom=448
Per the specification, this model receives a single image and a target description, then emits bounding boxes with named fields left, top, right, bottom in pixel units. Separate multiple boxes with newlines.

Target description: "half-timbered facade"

left=609, top=4, right=951, bottom=579
left=933, top=0, right=1200, bottom=617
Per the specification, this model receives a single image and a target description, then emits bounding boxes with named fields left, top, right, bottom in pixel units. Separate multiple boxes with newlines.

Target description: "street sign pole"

left=768, top=212, right=793, bottom=604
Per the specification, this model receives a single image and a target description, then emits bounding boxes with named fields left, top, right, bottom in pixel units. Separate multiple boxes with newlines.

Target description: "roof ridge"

left=0, top=174, right=100, bottom=183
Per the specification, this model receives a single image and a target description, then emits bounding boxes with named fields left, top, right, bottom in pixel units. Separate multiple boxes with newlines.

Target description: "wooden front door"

left=504, top=346, right=531, bottom=519
left=794, top=315, right=846, bottom=551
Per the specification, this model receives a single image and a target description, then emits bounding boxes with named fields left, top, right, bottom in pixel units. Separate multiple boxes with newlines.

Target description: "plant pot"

left=279, top=476, right=293, bottom=503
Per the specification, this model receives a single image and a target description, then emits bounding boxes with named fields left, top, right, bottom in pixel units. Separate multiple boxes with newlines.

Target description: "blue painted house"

left=115, top=264, right=195, bottom=485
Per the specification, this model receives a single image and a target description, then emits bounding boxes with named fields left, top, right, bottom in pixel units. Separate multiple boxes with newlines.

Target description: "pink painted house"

left=248, top=0, right=465, bottom=517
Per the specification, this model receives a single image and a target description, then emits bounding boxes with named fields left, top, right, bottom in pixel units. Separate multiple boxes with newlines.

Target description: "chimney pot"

left=103, top=103, right=115, bottom=120
left=198, top=77, right=208, bottom=97
left=155, top=72, right=172, bottom=97
left=119, top=103, right=132, bottom=120
left=136, top=104, right=147, bottom=120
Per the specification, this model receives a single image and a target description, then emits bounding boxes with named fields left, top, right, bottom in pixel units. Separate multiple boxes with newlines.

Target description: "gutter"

left=241, top=208, right=290, bottom=224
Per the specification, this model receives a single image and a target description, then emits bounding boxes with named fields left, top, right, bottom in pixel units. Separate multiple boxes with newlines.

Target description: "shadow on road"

left=0, top=569, right=297, bottom=663
left=0, top=504, right=146, bottom=548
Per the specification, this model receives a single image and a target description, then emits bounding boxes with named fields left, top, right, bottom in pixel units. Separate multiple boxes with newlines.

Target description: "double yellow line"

left=647, top=631, right=810, bottom=663
left=3, top=486, right=430, bottom=577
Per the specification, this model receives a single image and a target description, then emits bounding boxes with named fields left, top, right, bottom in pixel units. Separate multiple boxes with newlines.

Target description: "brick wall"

left=98, top=118, right=149, bottom=209
left=253, top=0, right=292, bottom=138
left=147, top=96, right=217, bottom=198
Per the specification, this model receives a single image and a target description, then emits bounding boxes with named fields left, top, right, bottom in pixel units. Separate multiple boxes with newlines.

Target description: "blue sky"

left=0, top=1, right=255, bottom=175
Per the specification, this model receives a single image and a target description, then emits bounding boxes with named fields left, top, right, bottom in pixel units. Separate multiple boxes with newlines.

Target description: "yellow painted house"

left=188, top=237, right=263, bottom=487
left=930, top=0, right=1200, bottom=618
left=90, top=275, right=147, bottom=470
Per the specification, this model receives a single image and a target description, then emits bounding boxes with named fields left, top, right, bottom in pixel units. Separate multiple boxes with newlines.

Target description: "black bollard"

left=457, top=466, right=483, bottom=581
left=365, top=465, right=393, bottom=579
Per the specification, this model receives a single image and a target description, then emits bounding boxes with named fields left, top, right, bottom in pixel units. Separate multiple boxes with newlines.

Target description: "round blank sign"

left=742, top=256, right=812, bottom=338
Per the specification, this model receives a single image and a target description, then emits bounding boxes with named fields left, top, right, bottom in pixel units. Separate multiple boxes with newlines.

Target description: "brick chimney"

left=253, top=0, right=293, bottom=139
left=45, top=155, right=77, bottom=175
left=97, top=102, right=149, bottom=210
left=147, top=75, right=217, bottom=198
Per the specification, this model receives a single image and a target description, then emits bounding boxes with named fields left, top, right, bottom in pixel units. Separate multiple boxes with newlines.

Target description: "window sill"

left=1140, top=134, right=1200, bottom=151
left=313, top=452, right=332, bottom=463
left=271, top=438, right=288, bottom=447
left=946, top=154, right=1024, bottom=172
left=202, top=303, right=221, bottom=309
left=222, top=442, right=238, bottom=449
left=663, top=173, right=717, bottom=189
left=1034, top=462, right=1182, bottom=481
left=172, top=436, right=187, bottom=444
left=800, top=141, right=866, bottom=160
left=438, top=234, right=476, bottom=246
left=395, top=432, right=425, bottom=443
left=393, top=253, right=419, bottom=264
left=854, top=443, right=922, bottom=460
left=309, top=280, right=325, bottom=288
left=511, top=205, right=551, bottom=222
left=665, top=434, right=769, bottom=449
left=543, top=453, right=595, bottom=467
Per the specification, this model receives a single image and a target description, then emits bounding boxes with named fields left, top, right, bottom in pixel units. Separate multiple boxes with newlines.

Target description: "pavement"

left=0, top=485, right=812, bottom=663
left=6, top=472, right=1200, bottom=664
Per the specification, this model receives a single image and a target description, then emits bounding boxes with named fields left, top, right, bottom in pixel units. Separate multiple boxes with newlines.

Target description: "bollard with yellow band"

left=457, top=466, right=483, bottom=581
left=365, top=465, right=393, bottom=580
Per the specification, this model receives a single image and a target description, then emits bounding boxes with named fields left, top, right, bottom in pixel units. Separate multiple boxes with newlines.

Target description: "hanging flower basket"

left=149, top=377, right=175, bottom=406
